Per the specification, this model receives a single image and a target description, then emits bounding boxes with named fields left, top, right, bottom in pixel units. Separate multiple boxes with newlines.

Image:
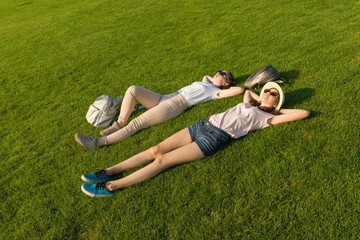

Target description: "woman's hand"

left=243, top=89, right=260, bottom=103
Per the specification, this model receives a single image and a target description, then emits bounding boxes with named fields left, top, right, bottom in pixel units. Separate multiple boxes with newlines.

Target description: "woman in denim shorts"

left=80, top=83, right=310, bottom=197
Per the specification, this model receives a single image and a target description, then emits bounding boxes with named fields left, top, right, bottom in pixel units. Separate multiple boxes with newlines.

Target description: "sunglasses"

left=217, top=70, right=226, bottom=75
left=263, top=88, right=279, bottom=97
left=217, top=70, right=229, bottom=81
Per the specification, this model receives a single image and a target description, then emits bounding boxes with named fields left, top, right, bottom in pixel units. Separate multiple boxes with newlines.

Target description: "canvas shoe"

left=81, top=170, right=112, bottom=183
left=100, top=122, right=122, bottom=136
left=81, top=182, right=116, bottom=197
left=74, top=133, right=98, bottom=149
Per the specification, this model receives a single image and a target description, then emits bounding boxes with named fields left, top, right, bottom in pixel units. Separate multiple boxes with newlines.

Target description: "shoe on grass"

left=81, top=170, right=112, bottom=183
left=81, top=182, right=115, bottom=197
left=100, top=122, right=121, bottom=136
left=74, top=133, right=98, bottom=150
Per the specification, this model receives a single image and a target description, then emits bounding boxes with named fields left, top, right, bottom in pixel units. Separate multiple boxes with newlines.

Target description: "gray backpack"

left=244, top=64, right=285, bottom=90
left=86, top=95, right=123, bottom=128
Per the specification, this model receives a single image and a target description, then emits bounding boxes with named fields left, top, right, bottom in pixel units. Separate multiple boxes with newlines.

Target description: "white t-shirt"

left=178, top=76, right=221, bottom=107
left=209, top=103, right=274, bottom=139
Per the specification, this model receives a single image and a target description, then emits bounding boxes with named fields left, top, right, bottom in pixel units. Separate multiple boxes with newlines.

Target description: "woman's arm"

left=217, top=86, right=244, bottom=98
left=243, top=89, right=260, bottom=103
left=270, top=109, right=310, bottom=125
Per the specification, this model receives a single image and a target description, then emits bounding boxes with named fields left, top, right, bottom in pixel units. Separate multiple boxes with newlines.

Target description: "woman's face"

left=211, top=71, right=229, bottom=88
left=260, top=88, right=279, bottom=108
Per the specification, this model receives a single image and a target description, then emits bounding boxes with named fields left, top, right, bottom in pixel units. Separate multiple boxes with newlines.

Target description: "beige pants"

left=105, top=86, right=188, bottom=145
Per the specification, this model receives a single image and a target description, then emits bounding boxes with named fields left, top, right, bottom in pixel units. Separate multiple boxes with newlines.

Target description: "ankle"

left=97, top=137, right=109, bottom=147
left=117, top=118, right=125, bottom=128
left=106, top=182, right=117, bottom=192
left=104, top=168, right=113, bottom=176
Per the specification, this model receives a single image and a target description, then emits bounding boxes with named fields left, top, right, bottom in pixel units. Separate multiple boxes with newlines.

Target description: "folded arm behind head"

left=243, top=89, right=260, bottom=103
left=270, top=108, right=310, bottom=125
left=244, top=90, right=310, bottom=124
left=217, top=86, right=244, bottom=98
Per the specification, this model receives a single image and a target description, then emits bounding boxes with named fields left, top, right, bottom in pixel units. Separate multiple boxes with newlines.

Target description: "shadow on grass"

left=18, top=2, right=32, bottom=6
left=235, top=74, right=251, bottom=83
left=286, top=88, right=315, bottom=105
left=285, top=88, right=319, bottom=119
left=307, top=110, right=320, bottom=119
left=280, top=70, right=300, bottom=84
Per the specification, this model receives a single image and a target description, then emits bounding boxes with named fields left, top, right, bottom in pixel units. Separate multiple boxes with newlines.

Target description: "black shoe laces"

left=95, top=182, right=107, bottom=190
left=95, top=170, right=107, bottom=177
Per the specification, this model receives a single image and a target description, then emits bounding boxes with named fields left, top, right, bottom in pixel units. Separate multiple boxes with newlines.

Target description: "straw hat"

left=260, top=82, right=285, bottom=111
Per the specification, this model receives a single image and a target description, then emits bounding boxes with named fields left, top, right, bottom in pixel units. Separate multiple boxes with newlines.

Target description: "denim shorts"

left=188, top=118, right=231, bottom=157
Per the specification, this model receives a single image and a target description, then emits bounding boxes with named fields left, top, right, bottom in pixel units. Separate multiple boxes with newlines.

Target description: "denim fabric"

left=188, top=118, right=231, bottom=157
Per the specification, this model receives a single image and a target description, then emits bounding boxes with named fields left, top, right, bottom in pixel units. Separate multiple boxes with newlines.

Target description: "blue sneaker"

left=81, top=170, right=112, bottom=183
left=81, top=183, right=115, bottom=197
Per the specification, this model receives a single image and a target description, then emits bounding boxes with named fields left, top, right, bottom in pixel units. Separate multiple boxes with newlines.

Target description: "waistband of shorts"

left=202, top=119, right=231, bottom=137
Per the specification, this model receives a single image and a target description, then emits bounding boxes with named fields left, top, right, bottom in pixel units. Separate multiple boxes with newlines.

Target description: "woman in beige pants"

left=75, top=70, right=244, bottom=149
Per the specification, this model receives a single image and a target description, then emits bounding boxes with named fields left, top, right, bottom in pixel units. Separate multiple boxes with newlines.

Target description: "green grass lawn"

left=1, top=0, right=359, bottom=239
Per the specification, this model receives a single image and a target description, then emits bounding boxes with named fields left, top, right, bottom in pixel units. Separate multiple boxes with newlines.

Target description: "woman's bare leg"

left=105, top=130, right=204, bottom=191
left=106, top=128, right=193, bottom=174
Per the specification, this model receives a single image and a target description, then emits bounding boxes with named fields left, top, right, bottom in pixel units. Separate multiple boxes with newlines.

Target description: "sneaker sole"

left=81, top=185, right=114, bottom=197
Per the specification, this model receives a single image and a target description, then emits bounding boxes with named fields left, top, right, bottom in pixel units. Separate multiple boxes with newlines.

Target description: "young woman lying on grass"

left=75, top=70, right=244, bottom=149
left=81, top=82, right=310, bottom=197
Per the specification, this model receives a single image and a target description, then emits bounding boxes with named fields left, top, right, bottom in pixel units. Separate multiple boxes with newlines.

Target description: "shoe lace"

left=95, top=182, right=107, bottom=190
left=95, top=170, right=107, bottom=177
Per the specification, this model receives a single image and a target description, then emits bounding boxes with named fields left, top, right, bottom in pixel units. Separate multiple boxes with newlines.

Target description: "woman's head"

left=213, top=70, right=236, bottom=89
left=259, top=82, right=285, bottom=113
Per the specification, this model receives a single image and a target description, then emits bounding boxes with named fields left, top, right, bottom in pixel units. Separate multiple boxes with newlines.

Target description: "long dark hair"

left=220, top=70, right=236, bottom=89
